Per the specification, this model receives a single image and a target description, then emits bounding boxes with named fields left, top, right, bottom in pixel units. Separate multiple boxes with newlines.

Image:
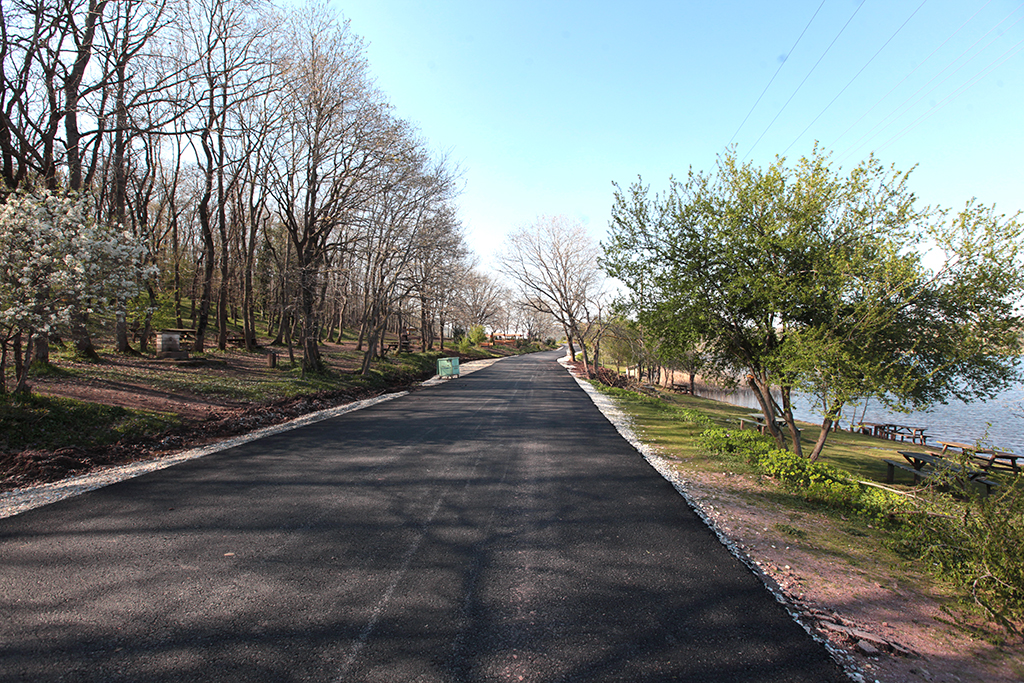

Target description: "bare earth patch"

left=1, top=339, right=409, bottom=489
left=681, top=467, right=1023, bottom=683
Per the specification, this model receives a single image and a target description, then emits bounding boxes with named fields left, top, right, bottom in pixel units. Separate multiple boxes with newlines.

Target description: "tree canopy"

left=604, top=147, right=1024, bottom=460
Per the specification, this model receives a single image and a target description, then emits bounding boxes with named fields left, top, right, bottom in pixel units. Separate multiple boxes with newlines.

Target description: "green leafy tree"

left=604, top=147, right=1023, bottom=460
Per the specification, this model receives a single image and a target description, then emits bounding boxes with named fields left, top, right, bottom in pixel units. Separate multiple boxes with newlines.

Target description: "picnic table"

left=885, top=450, right=999, bottom=494
left=856, top=421, right=890, bottom=438
left=937, top=441, right=1022, bottom=474
left=739, top=413, right=801, bottom=440
left=856, top=422, right=928, bottom=444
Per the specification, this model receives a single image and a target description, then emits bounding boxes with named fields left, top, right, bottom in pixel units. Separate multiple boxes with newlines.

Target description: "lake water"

left=694, top=383, right=1024, bottom=454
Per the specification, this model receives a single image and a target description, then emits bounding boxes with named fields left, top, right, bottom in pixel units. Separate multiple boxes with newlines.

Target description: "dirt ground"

left=681, top=468, right=1023, bottom=683
left=5, top=346, right=1023, bottom=682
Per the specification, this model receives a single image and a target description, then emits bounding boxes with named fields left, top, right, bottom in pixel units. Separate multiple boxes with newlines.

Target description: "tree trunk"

left=747, top=372, right=786, bottom=449
left=562, top=323, right=576, bottom=361
left=0, top=339, right=8, bottom=393
left=140, top=287, right=155, bottom=353
left=70, top=312, right=100, bottom=361
left=299, top=266, right=324, bottom=376
left=14, top=332, right=29, bottom=394
left=808, top=418, right=834, bottom=462
left=31, top=332, right=49, bottom=365
left=361, top=325, right=381, bottom=376
left=781, top=386, right=803, bottom=457
left=115, top=310, right=132, bottom=354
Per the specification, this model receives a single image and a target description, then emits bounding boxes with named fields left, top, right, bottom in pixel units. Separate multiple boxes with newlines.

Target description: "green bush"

left=893, top=475, right=1024, bottom=633
left=697, top=427, right=773, bottom=459
left=469, top=325, right=487, bottom=345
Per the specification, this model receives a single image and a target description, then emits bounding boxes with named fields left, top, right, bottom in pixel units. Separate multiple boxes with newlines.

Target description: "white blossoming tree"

left=0, top=191, right=150, bottom=393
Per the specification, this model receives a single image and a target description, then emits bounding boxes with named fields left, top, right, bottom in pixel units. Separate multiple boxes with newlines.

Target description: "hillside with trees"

left=0, top=0, right=551, bottom=396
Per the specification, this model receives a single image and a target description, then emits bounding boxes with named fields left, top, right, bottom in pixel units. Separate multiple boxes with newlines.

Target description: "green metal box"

left=437, top=357, right=460, bottom=378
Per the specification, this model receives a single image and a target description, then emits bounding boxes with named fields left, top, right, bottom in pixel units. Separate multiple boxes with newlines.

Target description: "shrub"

left=697, top=427, right=774, bottom=459
left=593, top=366, right=631, bottom=388
left=894, top=475, right=1024, bottom=633
left=468, top=325, right=487, bottom=345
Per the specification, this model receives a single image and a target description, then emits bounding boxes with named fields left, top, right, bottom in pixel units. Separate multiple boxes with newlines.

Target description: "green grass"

left=0, top=393, right=181, bottom=452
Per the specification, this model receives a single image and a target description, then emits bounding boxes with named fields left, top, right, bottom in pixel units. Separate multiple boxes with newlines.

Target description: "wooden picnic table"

left=856, top=421, right=890, bottom=438
left=937, top=441, right=1022, bottom=474
left=886, top=424, right=928, bottom=445
left=856, top=422, right=927, bottom=444
left=740, top=413, right=801, bottom=440
left=886, top=450, right=999, bottom=494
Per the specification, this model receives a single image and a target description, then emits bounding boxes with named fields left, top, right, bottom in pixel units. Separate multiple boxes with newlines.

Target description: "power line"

left=875, top=35, right=1024, bottom=154
left=728, top=0, right=827, bottom=145
left=828, top=0, right=995, bottom=152
left=781, top=0, right=929, bottom=157
left=838, top=2, right=1024, bottom=164
left=742, top=0, right=866, bottom=161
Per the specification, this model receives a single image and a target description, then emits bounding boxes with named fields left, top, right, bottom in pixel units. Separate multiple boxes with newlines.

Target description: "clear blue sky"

left=333, top=0, right=1024, bottom=263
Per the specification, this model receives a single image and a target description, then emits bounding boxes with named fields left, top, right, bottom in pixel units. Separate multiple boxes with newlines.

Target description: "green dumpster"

left=437, top=357, right=460, bottom=378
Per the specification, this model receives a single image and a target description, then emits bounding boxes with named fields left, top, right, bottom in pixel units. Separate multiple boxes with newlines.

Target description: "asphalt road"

left=0, top=349, right=849, bottom=682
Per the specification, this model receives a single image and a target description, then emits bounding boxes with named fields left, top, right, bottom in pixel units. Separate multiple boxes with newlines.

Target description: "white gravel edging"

left=0, top=391, right=407, bottom=520
left=557, top=355, right=865, bottom=683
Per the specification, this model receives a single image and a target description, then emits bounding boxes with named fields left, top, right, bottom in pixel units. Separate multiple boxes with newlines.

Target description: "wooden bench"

left=737, top=417, right=802, bottom=442
left=883, top=458, right=934, bottom=485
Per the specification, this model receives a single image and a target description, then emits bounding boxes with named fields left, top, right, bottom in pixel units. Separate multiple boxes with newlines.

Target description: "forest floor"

left=1, top=336, right=490, bottom=490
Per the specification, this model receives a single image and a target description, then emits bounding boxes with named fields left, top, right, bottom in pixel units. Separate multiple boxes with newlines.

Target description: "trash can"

left=437, top=357, right=460, bottom=378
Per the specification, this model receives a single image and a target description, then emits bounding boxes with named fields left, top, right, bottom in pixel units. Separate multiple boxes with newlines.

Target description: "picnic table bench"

left=738, top=414, right=801, bottom=439
left=937, top=441, right=1023, bottom=474
left=885, top=450, right=999, bottom=495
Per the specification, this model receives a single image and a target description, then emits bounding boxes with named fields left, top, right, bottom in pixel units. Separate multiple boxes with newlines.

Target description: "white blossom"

left=0, top=190, right=150, bottom=343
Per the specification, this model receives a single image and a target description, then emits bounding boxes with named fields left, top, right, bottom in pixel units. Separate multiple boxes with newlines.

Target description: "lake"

left=694, top=383, right=1024, bottom=455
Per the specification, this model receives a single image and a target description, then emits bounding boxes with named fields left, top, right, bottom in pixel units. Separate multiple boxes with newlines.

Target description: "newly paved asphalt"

left=0, top=349, right=849, bottom=682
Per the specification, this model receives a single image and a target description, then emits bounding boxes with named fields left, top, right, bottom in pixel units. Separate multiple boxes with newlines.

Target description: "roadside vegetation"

left=590, top=379, right=1024, bottom=641
left=1, top=393, right=181, bottom=454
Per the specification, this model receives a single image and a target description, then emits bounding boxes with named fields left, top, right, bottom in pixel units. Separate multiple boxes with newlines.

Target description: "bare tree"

left=457, top=266, right=507, bottom=330
left=267, top=4, right=403, bottom=374
left=354, top=151, right=458, bottom=375
left=499, top=215, right=602, bottom=365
